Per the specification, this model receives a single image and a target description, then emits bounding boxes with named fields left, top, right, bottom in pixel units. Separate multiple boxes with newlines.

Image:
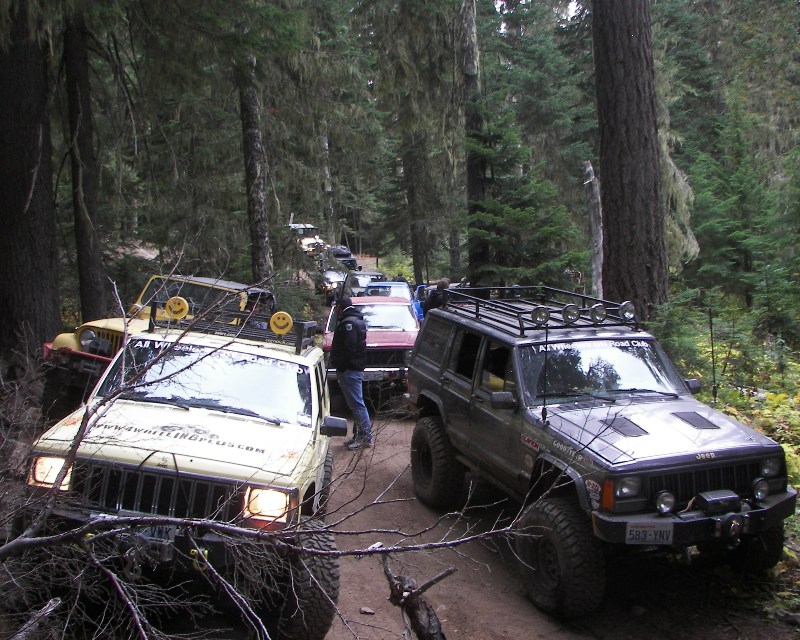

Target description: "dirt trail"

left=324, top=415, right=798, bottom=640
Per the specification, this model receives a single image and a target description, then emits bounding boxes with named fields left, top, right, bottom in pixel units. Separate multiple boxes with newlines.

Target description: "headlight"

left=761, top=457, right=782, bottom=477
left=79, top=328, right=98, bottom=348
left=244, top=487, right=295, bottom=524
left=615, top=476, right=642, bottom=499
left=28, top=456, right=72, bottom=490
left=752, top=478, right=770, bottom=501
left=404, top=349, right=414, bottom=364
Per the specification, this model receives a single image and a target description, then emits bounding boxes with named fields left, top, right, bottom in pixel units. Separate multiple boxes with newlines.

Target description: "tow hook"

left=190, top=547, right=209, bottom=572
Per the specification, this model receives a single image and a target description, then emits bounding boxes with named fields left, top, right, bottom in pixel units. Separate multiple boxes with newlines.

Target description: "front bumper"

left=592, top=486, right=797, bottom=546
left=39, top=508, right=293, bottom=578
left=43, top=343, right=112, bottom=379
left=327, top=367, right=408, bottom=388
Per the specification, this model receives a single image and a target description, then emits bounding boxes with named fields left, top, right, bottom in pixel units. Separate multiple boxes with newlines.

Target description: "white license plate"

left=362, top=371, right=388, bottom=381
left=140, top=524, right=175, bottom=543
left=625, top=522, right=673, bottom=545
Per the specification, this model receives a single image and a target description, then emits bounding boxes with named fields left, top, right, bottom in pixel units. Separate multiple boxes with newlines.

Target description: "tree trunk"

left=237, top=58, right=274, bottom=285
left=584, top=161, right=603, bottom=298
left=402, top=130, right=428, bottom=288
left=0, top=0, right=60, bottom=362
left=64, top=12, right=109, bottom=320
left=462, top=0, right=488, bottom=287
left=593, top=0, right=667, bottom=319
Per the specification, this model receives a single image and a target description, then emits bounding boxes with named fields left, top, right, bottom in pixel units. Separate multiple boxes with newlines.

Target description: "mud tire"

left=274, top=519, right=339, bottom=640
left=515, top=498, right=606, bottom=618
left=410, top=416, right=464, bottom=508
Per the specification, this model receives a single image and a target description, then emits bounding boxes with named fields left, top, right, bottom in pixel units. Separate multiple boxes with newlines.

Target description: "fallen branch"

left=382, top=555, right=453, bottom=640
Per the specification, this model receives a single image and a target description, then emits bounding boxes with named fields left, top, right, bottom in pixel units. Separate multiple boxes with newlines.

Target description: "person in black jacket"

left=330, top=297, right=372, bottom=450
left=421, top=278, right=450, bottom=316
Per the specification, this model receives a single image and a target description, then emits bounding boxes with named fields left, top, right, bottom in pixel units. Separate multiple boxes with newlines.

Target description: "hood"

left=365, top=329, right=418, bottom=348
left=546, top=396, right=779, bottom=466
left=34, top=401, right=316, bottom=486
left=323, top=328, right=418, bottom=350
left=81, top=317, right=151, bottom=333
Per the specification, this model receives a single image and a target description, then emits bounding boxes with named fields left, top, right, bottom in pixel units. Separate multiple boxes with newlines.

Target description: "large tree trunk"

left=0, top=0, right=60, bottom=362
left=462, top=0, right=488, bottom=287
left=64, top=12, right=109, bottom=320
left=237, top=57, right=274, bottom=285
left=401, top=130, right=428, bottom=288
left=593, top=0, right=667, bottom=319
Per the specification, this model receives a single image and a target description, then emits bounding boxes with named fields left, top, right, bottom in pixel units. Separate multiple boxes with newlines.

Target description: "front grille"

left=365, top=349, right=406, bottom=367
left=645, top=460, right=762, bottom=508
left=90, top=329, right=124, bottom=357
left=70, top=460, right=245, bottom=522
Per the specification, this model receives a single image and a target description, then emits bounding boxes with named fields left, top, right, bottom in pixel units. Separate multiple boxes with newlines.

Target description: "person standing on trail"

left=330, top=296, right=372, bottom=450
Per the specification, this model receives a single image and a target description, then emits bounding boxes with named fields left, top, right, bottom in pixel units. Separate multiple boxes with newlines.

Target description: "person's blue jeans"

left=337, top=370, right=372, bottom=442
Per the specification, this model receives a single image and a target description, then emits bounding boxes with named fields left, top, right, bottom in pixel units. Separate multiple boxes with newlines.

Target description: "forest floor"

left=323, top=412, right=800, bottom=640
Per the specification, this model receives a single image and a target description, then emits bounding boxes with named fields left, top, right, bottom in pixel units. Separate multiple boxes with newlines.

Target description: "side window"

left=416, top=316, right=452, bottom=365
left=480, top=341, right=512, bottom=392
left=449, top=329, right=482, bottom=380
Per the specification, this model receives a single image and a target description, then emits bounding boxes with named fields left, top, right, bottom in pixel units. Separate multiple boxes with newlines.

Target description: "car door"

left=468, top=340, right=524, bottom=493
left=439, top=328, right=481, bottom=453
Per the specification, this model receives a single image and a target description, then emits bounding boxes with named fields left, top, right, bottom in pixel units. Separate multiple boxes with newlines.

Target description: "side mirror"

left=320, top=415, right=348, bottom=437
left=490, top=391, right=517, bottom=411
left=685, top=378, right=701, bottom=395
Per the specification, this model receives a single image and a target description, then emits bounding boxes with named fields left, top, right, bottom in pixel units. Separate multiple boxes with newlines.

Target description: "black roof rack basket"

left=440, top=285, right=639, bottom=337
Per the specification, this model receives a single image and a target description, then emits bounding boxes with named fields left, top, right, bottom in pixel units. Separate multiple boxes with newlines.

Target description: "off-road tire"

left=41, top=370, right=84, bottom=424
left=275, top=519, right=339, bottom=640
left=729, top=523, right=786, bottom=574
left=515, top=498, right=606, bottom=618
left=410, top=416, right=464, bottom=508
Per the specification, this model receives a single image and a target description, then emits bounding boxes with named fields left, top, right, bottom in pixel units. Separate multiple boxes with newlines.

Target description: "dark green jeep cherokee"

left=407, top=286, right=796, bottom=618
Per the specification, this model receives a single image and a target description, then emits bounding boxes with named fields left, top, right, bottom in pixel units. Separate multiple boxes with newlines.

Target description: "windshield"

left=518, top=338, right=686, bottom=406
left=138, top=278, right=243, bottom=315
left=327, top=304, right=418, bottom=331
left=96, top=339, right=313, bottom=426
left=365, top=284, right=412, bottom=300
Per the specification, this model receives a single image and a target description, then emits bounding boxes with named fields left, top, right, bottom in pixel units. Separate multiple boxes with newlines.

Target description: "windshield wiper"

left=540, top=391, right=615, bottom=403
left=612, top=388, right=679, bottom=398
left=180, top=400, right=283, bottom=424
left=118, top=393, right=191, bottom=410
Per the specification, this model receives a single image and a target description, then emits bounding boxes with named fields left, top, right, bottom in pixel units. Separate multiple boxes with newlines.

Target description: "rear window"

left=415, top=316, right=451, bottom=364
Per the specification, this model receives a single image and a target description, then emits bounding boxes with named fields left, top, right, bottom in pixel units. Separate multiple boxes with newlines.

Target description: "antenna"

left=541, top=325, right=549, bottom=425
left=708, top=308, right=718, bottom=406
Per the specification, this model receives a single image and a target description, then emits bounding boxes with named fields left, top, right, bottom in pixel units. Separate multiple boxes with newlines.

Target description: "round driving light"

left=619, top=301, right=637, bottom=323
left=723, top=514, right=744, bottom=539
left=562, top=304, right=580, bottom=324
left=655, top=490, right=676, bottom=514
left=531, top=306, right=550, bottom=325
left=752, top=478, right=770, bottom=501
left=79, top=329, right=97, bottom=348
left=590, top=303, right=607, bottom=324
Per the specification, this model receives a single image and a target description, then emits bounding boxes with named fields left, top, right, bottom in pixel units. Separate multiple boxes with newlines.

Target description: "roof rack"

left=441, top=286, right=639, bottom=337
left=149, top=306, right=317, bottom=355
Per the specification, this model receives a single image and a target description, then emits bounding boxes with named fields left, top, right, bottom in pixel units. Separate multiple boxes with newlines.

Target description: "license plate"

left=140, top=524, right=175, bottom=543
left=362, top=371, right=388, bottom=381
left=625, top=522, right=673, bottom=545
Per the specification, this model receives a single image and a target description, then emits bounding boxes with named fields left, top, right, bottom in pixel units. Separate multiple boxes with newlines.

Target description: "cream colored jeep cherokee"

left=26, top=303, right=346, bottom=639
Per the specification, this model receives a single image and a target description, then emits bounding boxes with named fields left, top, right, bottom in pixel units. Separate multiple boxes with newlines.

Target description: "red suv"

left=322, top=296, right=419, bottom=392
